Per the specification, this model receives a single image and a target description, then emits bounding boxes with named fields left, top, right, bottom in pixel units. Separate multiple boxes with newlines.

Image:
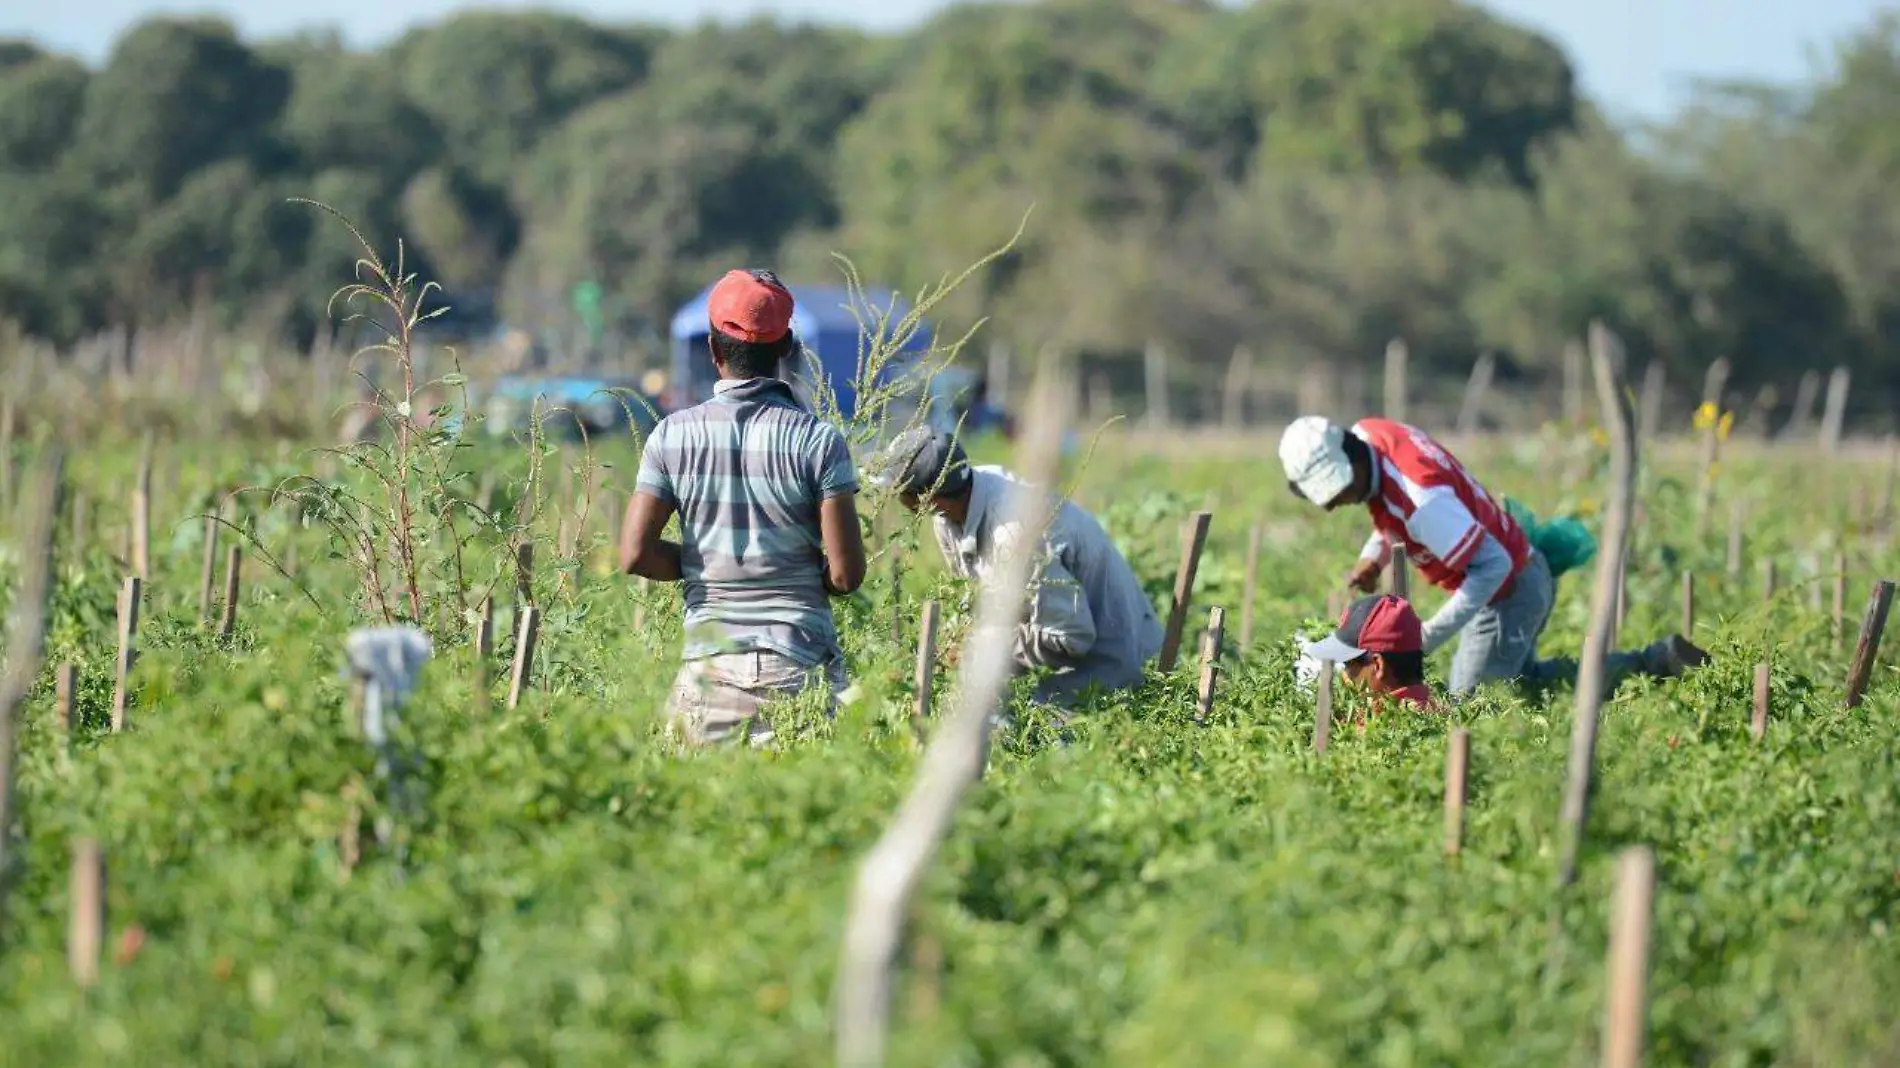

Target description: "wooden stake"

left=52, top=662, right=78, bottom=736
left=1556, top=322, right=1637, bottom=893
left=198, top=510, right=220, bottom=623
left=68, top=838, right=105, bottom=988
left=1726, top=501, right=1745, bottom=579
left=1383, top=337, right=1409, bottom=423
left=1157, top=512, right=1212, bottom=672
left=132, top=436, right=152, bottom=581
left=1819, top=365, right=1850, bottom=454
left=912, top=600, right=940, bottom=738
left=1457, top=351, right=1495, bottom=435
left=110, top=576, right=141, bottom=732
left=1562, top=340, right=1585, bottom=426
left=1601, top=846, right=1657, bottom=1068
left=513, top=542, right=534, bottom=638
left=1389, top=555, right=1412, bottom=600
left=834, top=360, right=1074, bottom=1068
left=1195, top=606, right=1224, bottom=724
left=1636, top=361, right=1665, bottom=446
left=1240, top=525, right=1262, bottom=647
left=1751, top=662, right=1770, bottom=741
left=218, top=544, right=242, bottom=639
left=1444, top=728, right=1469, bottom=857
left=1843, top=579, right=1895, bottom=709
left=1679, top=571, right=1694, bottom=637
left=507, top=606, right=541, bottom=710
left=474, top=597, right=495, bottom=711
left=1313, top=661, right=1334, bottom=755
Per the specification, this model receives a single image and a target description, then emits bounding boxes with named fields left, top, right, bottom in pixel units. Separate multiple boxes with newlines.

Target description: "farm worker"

left=1278, top=415, right=1708, bottom=696
left=620, top=269, right=867, bottom=746
left=874, top=427, right=1164, bottom=708
left=1301, top=593, right=1437, bottom=711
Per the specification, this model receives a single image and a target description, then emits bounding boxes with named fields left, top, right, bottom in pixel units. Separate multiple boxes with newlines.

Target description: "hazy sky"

left=3, top=0, right=1892, bottom=120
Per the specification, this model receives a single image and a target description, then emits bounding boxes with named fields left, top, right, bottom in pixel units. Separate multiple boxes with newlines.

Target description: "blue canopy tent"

left=666, top=282, right=935, bottom=418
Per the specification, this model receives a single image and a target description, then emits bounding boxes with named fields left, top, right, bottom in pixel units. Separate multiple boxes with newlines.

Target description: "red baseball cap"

left=707, top=269, right=794, bottom=344
left=1302, top=594, right=1423, bottom=663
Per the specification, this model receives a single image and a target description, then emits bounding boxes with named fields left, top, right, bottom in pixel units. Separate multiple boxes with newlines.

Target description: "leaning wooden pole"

left=834, top=360, right=1073, bottom=1068
left=1555, top=321, right=1638, bottom=894
left=0, top=450, right=65, bottom=921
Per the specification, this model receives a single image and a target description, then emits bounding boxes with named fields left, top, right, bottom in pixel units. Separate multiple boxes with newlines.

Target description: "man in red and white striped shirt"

left=1280, top=415, right=1706, bottom=695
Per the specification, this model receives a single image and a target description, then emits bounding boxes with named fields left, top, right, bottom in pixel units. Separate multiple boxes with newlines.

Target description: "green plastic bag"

left=1504, top=497, right=1597, bottom=579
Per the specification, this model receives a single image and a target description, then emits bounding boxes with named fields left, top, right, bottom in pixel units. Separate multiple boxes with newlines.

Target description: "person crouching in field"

left=1279, top=415, right=1708, bottom=697
left=619, top=269, right=866, bottom=746
left=1303, top=594, right=1438, bottom=712
left=875, top=428, right=1163, bottom=711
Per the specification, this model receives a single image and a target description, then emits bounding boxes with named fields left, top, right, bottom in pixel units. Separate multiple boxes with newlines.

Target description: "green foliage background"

left=6, top=0, right=1900, bottom=419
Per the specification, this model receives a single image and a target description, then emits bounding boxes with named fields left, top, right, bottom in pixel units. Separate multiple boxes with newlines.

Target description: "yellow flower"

left=1589, top=425, right=1608, bottom=448
left=1717, top=411, right=1734, bottom=442
left=1692, top=401, right=1718, bottom=431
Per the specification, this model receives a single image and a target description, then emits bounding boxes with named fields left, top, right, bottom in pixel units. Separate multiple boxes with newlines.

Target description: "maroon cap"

left=707, top=269, right=794, bottom=344
left=1303, top=594, right=1423, bottom=662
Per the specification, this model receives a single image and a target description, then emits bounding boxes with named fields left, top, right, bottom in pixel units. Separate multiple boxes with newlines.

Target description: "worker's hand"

left=1346, top=558, right=1383, bottom=593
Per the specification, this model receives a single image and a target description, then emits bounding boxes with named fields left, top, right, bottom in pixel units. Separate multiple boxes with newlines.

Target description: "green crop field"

left=0, top=406, right=1896, bottom=1068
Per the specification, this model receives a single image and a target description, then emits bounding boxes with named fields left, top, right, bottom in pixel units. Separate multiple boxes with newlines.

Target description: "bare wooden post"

left=912, top=600, right=941, bottom=738
left=0, top=452, right=63, bottom=917
left=196, top=509, right=223, bottom=624
left=986, top=341, right=1011, bottom=415
left=1240, top=525, right=1262, bottom=647
left=1313, top=661, right=1334, bottom=754
left=1221, top=346, right=1253, bottom=429
left=513, top=542, right=534, bottom=638
left=1679, top=571, right=1694, bottom=637
left=507, top=606, right=541, bottom=710
left=834, top=362, right=1072, bottom=1068
left=1833, top=554, right=1848, bottom=652
left=1784, top=370, right=1820, bottom=440
left=1444, top=728, right=1469, bottom=857
left=1562, top=341, right=1585, bottom=426
left=110, top=576, right=141, bottom=732
left=1389, top=556, right=1411, bottom=600
left=1383, top=337, right=1409, bottom=423
left=68, top=838, right=105, bottom=988
left=1726, top=501, right=1745, bottom=580
left=1819, top=365, right=1850, bottom=454
left=1157, top=512, right=1212, bottom=672
left=474, top=597, right=495, bottom=711
left=56, top=663, right=78, bottom=732
left=1195, top=607, right=1224, bottom=723
left=1843, top=580, right=1895, bottom=709
left=1555, top=321, right=1636, bottom=893
left=217, top=544, right=243, bottom=639
left=1142, top=341, right=1169, bottom=431
left=1751, top=662, right=1770, bottom=741
left=1457, top=351, right=1495, bottom=436
left=131, top=436, right=153, bottom=581
left=1636, top=362, right=1665, bottom=446
left=1601, top=846, right=1657, bottom=1068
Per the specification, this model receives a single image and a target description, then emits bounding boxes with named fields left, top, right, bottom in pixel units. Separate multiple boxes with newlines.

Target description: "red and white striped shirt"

left=1352, top=419, right=1529, bottom=600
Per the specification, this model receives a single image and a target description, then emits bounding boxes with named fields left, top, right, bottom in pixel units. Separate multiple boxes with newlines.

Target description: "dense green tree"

left=69, top=18, right=289, bottom=201
left=0, top=53, right=87, bottom=171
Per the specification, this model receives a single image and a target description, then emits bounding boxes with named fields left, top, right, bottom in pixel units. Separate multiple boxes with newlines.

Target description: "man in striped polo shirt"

left=1280, top=415, right=1707, bottom=696
left=620, top=269, right=866, bottom=746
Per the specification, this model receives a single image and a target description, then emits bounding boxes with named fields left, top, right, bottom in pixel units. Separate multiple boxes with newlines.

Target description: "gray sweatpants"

left=1448, top=549, right=1650, bottom=695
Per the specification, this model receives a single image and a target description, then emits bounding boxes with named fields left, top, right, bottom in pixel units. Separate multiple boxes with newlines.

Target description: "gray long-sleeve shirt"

left=931, top=466, right=1164, bottom=703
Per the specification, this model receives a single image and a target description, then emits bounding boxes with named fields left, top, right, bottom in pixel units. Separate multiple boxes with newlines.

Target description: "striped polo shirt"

left=635, top=376, right=858, bottom=665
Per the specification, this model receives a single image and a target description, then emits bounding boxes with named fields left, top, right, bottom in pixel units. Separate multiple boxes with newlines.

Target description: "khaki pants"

left=664, top=649, right=847, bottom=747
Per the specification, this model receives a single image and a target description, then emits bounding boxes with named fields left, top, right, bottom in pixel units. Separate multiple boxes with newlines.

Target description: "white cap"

left=1280, top=416, right=1354, bottom=505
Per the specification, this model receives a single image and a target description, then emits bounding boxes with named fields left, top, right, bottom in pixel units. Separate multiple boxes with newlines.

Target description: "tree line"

left=3, top=0, right=1899, bottom=420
